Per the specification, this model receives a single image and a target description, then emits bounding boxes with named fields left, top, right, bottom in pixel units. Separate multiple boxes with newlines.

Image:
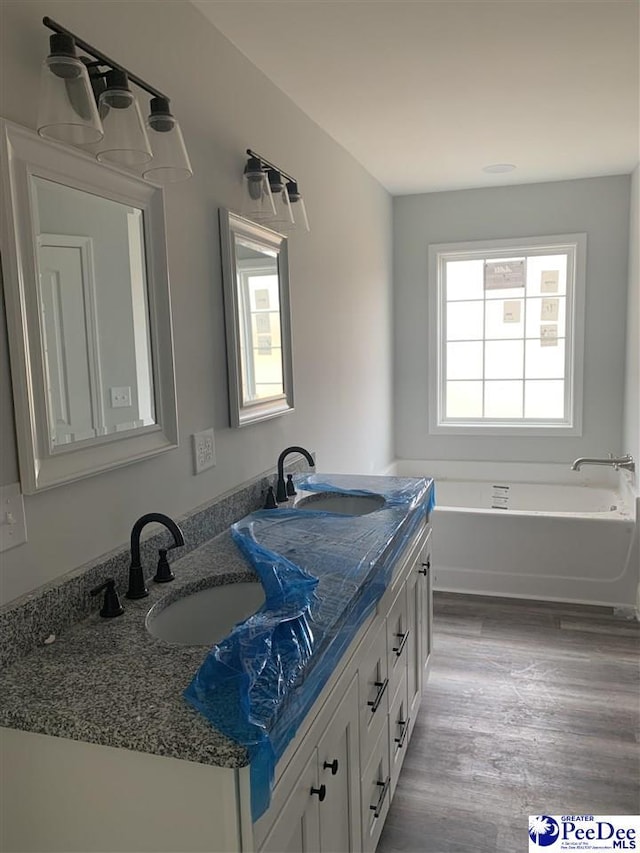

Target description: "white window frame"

left=428, top=233, right=586, bottom=436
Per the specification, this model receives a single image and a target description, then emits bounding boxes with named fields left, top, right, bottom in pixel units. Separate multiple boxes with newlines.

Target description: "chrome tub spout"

left=570, top=453, right=635, bottom=472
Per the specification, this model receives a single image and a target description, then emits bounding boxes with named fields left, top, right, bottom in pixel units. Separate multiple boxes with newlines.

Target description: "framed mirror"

left=219, top=209, right=294, bottom=427
left=0, top=120, right=178, bottom=492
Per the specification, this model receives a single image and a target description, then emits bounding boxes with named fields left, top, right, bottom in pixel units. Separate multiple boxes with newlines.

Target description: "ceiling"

left=193, top=0, right=639, bottom=195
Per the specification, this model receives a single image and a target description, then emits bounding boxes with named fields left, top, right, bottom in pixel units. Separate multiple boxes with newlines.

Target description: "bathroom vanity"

left=0, top=477, right=433, bottom=853
left=253, top=518, right=432, bottom=853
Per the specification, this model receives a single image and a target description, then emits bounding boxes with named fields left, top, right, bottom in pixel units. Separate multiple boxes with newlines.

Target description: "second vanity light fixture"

left=242, top=149, right=310, bottom=233
left=36, top=17, right=192, bottom=183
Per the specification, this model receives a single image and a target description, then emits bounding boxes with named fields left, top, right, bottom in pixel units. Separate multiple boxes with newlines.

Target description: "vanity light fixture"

left=37, top=17, right=192, bottom=183
left=242, top=149, right=311, bottom=233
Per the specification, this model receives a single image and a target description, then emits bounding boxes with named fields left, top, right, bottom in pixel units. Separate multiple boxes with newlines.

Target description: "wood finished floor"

left=377, top=593, right=640, bottom=853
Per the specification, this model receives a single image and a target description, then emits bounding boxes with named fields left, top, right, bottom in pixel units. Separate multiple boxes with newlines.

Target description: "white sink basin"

left=146, top=581, right=265, bottom=646
left=295, top=492, right=385, bottom=516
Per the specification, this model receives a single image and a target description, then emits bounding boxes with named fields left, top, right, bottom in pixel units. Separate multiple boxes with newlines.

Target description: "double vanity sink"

left=1, top=474, right=434, bottom=853
left=146, top=490, right=386, bottom=648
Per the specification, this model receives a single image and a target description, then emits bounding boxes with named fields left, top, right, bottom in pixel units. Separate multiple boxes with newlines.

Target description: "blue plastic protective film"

left=184, top=474, right=434, bottom=821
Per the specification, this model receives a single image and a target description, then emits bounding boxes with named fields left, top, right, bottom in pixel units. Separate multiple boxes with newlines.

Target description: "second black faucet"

left=275, top=446, right=315, bottom=503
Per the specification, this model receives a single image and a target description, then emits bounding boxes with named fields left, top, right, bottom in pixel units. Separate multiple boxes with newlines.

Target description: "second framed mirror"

left=219, top=209, right=293, bottom=427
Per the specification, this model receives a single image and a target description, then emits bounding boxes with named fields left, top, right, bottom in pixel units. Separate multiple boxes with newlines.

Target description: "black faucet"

left=276, top=446, right=315, bottom=503
left=127, top=513, right=185, bottom=599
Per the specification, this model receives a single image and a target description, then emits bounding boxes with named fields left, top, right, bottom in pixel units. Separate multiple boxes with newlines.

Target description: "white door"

left=38, top=239, right=103, bottom=446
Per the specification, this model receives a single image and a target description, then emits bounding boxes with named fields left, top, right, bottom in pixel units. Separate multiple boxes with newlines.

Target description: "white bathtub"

left=431, top=479, right=638, bottom=607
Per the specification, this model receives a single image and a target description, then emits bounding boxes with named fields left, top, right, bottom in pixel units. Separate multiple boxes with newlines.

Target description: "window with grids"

left=429, top=235, right=585, bottom=434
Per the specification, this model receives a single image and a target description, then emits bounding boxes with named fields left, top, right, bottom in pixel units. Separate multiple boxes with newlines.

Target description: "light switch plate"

left=0, top=483, right=27, bottom=552
left=193, top=428, right=216, bottom=474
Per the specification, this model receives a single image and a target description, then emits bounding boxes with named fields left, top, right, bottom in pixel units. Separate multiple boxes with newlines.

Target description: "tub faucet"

left=276, top=446, right=315, bottom=503
left=570, top=453, right=635, bottom=473
left=127, top=513, right=185, bottom=599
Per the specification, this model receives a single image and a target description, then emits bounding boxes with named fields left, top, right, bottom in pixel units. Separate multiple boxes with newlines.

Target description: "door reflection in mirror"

left=235, top=235, right=284, bottom=404
left=32, top=176, right=156, bottom=450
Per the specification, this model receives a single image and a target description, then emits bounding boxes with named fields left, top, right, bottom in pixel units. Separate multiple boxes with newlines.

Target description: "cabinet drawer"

left=388, top=670, right=409, bottom=799
left=360, top=722, right=391, bottom=853
left=386, top=584, right=409, bottom=705
left=358, top=617, right=388, bottom=761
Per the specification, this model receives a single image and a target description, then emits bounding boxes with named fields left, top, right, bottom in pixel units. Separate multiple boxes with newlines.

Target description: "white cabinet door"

left=419, top=533, right=433, bottom=677
left=406, top=560, right=422, bottom=736
left=260, top=750, right=321, bottom=853
left=317, top=675, right=361, bottom=853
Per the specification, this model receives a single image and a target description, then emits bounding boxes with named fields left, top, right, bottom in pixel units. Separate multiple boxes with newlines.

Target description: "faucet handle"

left=153, top=548, right=175, bottom=583
left=264, top=486, right=278, bottom=509
left=90, top=578, right=124, bottom=618
left=286, top=474, right=297, bottom=497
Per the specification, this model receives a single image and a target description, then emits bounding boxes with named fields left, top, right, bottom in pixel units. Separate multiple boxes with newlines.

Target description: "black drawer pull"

left=418, top=559, right=430, bottom=576
left=392, top=630, right=409, bottom=657
left=310, top=784, right=326, bottom=802
left=394, top=716, right=410, bottom=749
left=367, top=677, right=388, bottom=713
left=369, top=776, right=390, bottom=818
left=323, top=759, right=339, bottom=776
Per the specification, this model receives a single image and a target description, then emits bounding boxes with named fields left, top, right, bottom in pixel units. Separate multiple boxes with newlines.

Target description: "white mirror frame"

left=0, top=119, right=178, bottom=493
left=219, top=209, right=294, bottom=427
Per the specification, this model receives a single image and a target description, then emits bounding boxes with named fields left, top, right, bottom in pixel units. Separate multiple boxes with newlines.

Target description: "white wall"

left=393, top=176, right=631, bottom=464
left=623, top=165, right=639, bottom=490
left=0, top=0, right=394, bottom=604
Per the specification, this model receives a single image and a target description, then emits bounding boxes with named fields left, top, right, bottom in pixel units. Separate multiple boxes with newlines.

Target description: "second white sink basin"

left=146, top=582, right=265, bottom=646
left=295, top=492, right=385, bottom=516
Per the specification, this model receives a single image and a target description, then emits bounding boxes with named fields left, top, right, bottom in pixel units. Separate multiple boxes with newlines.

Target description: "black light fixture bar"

left=246, top=148, right=296, bottom=185
left=42, top=16, right=168, bottom=101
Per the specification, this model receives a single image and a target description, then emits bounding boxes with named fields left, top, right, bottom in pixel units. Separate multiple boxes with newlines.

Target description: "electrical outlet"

left=193, top=428, right=216, bottom=474
left=110, top=386, right=132, bottom=408
left=0, top=483, right=27, bottom=552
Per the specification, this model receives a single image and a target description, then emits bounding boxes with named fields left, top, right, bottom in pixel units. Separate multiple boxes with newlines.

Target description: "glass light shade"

left=143, top=111, right=192, bottom=184
left=96, top=85, right=152, bottom=167
left=280, top=181, right=310, bottom=233
left=37, top=55, right=104, bottom=145
left=266, top=171, right=294, bottom=231
left=241, top=162, right=276, bottom=222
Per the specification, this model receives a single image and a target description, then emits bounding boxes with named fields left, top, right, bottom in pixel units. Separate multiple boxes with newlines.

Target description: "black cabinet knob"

left=323, top=759, right=339, bottom=776
left=310, top=784, right=326, bottom=802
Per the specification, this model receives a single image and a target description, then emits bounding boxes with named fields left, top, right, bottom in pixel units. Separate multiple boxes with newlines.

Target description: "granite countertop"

left=0, top=533, right=257, bottom=768
left=0, top=475, right=433, bottom=771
